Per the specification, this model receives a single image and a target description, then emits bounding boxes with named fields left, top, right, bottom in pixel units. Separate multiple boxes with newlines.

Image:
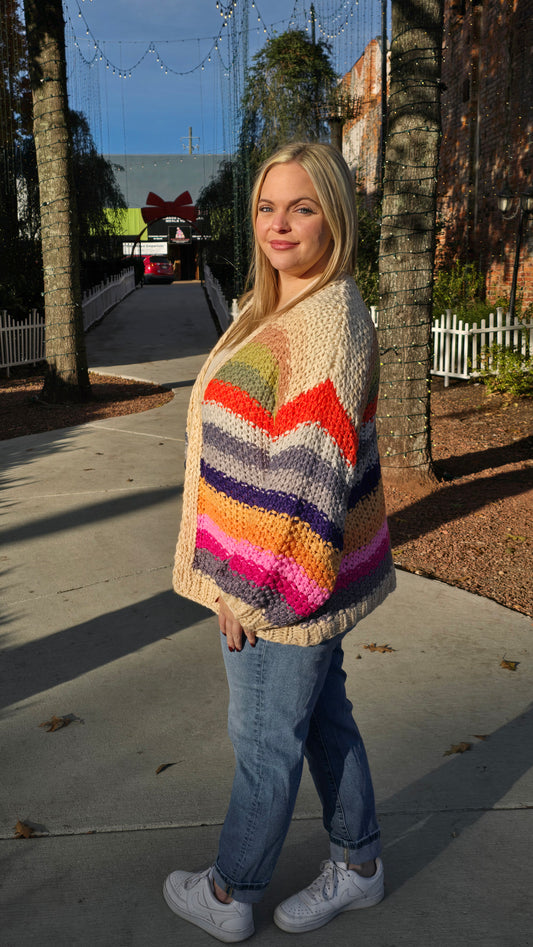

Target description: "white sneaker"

left=163, top=866, right=255, bottom=943
left=274, top=858, right=384, bottom=933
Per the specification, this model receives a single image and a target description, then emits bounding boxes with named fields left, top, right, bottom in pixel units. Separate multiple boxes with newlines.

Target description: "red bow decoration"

left=141, top=190, right=198, bottom=224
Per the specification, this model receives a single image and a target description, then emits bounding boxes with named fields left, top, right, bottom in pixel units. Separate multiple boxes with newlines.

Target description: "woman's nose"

left=271, top=211, right=290, bottom=232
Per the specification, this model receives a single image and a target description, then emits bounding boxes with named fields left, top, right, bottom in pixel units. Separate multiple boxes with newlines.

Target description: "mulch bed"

left=0, top=366, right=174, bottom=440
left=384, top=379, right=533, bottom=616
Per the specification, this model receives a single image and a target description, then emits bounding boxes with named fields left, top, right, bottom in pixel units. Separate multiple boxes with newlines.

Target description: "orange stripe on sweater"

left=197, top=479, right=339, bottom=590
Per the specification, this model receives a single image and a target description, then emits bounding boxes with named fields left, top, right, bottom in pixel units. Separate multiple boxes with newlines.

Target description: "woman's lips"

left=269, top=240, right=297, bottom=250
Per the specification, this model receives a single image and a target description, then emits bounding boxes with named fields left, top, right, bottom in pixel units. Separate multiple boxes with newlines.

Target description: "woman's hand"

left=217, top=597, right=257, bottom=651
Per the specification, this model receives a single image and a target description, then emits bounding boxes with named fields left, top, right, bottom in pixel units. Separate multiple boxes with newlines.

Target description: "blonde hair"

left=224, top=141, right=358, bottom=346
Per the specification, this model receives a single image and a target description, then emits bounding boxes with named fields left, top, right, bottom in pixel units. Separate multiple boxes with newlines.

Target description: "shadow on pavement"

left=281, top=700, right=533, bottom=895
left=1, top=485, right=181, bottom=548
left=0, top=590, right=212, bottom=709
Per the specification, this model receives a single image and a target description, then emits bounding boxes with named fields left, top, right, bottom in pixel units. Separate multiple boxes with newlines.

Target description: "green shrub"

left=432, top=261, right=485, bottom=321
left=354, top=263, right=379, bottom=308
left=478, top=345, right=533, bottom=397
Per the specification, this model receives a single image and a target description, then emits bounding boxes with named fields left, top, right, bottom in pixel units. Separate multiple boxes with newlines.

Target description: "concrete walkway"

left=1, top=282, right=531, bottom=946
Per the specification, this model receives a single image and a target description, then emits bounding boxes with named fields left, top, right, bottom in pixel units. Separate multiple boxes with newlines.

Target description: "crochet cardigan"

left=173, top=274, right=396, bottom=646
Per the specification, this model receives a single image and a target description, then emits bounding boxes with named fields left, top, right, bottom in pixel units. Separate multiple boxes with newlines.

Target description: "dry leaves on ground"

left=363, top=643, right=396, bottom=653
left=155, top=763, right=177, bottom=774
left=39, top=713, right=81, bottom=731
left=444, top=742, right=473, bottom=756
left=14, top=820, right=35, bottom=839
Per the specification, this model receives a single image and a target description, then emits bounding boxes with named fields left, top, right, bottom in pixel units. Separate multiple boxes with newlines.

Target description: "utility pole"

left=181, top=127, right=199, bottom=154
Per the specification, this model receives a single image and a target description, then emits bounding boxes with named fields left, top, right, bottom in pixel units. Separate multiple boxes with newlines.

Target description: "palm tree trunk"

left=377, top=0, right=444, bottom=480
left=23, top=0, right=90, bottom=400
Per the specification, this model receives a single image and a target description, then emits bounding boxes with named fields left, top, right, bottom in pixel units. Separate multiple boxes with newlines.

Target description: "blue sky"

left=63, top=0, right=385, bottom=156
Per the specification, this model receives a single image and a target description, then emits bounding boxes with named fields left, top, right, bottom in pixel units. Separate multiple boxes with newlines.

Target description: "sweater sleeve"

left=192, top=294, right=379, bottom=634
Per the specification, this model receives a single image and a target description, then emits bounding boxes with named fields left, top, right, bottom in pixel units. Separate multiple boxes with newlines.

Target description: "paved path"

left=1, top=283, right=531, bottom=946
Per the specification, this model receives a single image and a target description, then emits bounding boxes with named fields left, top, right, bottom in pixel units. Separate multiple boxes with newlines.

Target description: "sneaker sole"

left=163, top=877, right=255, bottom=943
left=273, top=889, right=384, bottom=934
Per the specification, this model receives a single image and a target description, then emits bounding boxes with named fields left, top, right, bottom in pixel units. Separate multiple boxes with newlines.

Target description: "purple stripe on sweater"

left=203, top=422, right=269, bottom=469
left=200, top=461, right=344, bottom=548
left=192, top=547, right=301, bottom=627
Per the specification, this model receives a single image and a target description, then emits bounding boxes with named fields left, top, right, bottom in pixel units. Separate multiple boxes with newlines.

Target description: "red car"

left=143, top=255, right=174, bottom=284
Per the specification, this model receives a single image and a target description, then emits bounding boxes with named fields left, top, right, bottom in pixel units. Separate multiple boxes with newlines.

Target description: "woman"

left=164, top=141, right=396, bottom=942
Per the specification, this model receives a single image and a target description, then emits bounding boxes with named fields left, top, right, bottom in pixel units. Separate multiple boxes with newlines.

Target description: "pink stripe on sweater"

left=196, top=514, right=329, bottom=616
left=335, top=522, right=391, bottom=590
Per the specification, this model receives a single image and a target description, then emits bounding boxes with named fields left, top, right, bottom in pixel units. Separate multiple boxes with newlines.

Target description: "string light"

left=65, top=1, right=377, bottom=84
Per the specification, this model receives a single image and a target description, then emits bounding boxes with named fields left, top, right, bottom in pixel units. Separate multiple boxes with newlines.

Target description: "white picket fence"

left=0, top=268, right=135, bottom=375
left=82, top=268, right=135, bottom=332
left=430, top=308, right=532, bottom=386
left=205, top=285, right=532, bottom=389
left=369, top=305, right=532, bottom=387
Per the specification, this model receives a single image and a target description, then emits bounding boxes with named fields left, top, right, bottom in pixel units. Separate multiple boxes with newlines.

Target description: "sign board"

left=168, top=223, right=192, bottom=244
left=123, top=242, right=168, bottom=256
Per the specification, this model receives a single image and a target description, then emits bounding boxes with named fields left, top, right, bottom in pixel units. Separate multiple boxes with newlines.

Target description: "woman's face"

left=255, top=161, right=333, bottom=283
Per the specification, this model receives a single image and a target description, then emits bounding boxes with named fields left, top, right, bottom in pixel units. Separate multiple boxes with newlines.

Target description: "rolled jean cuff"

left=212, top=861, right=268, bottom=905
left=330, top=829, right=381, bottom=867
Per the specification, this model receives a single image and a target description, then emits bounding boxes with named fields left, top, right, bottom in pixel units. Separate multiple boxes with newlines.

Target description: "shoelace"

left=184, top=867, right=211, bottom=891
left=306, top=859, right=344, bottom=903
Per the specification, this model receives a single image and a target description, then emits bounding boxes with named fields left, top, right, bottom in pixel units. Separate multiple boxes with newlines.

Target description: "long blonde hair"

left=223, top=141, right=358, bottom=347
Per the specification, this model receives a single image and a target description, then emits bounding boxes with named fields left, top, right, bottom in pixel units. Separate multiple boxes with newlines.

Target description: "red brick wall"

left=341, top=2, right=533, bottom=309
left=437, top=0, right=533, bottom=309
left=341, top=38, right=385, bottom=206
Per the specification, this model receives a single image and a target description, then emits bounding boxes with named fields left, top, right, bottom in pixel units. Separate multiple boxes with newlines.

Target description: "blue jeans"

left=212, top=631, right=381, bottom=904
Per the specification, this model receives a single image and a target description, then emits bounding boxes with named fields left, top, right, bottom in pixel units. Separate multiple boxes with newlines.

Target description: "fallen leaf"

left=156, top=763, right=176, bottom=775
left=444, top=742, right=472, bottom=756
left=500, top=659, right=519, bottom=671
left=14, top=820, right=35, bottom=839
left=473, top=734, right=489, bottom=741
left=39, top=714, right=80, bottom=732
left=364, top=643, right=396, bottom=654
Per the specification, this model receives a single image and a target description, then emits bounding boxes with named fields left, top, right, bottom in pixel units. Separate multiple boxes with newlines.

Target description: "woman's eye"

left=258, top=205, right=272, bottom=213
left=296, top=206, right=313, bottom=215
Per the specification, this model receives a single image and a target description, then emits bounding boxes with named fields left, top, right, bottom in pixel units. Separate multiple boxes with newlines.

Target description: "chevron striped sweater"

left=173, top=275, right=395, bottom=645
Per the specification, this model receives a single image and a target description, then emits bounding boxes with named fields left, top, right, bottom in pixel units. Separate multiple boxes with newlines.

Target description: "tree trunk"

left=23, top=0, right=90, bottom=401
left=377, top=0, right=444, bottom=481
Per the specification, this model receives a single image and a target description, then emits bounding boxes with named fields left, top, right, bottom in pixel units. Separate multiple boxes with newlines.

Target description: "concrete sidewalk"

left=1, top=282, right=531, bottom=947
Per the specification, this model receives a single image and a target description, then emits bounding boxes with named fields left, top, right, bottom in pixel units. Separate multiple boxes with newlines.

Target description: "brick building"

left=341, top=1, right=533, bottom=308
left=341, top=37, right=385, bottom=206
left=438, top=0, right=533, bottom=308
